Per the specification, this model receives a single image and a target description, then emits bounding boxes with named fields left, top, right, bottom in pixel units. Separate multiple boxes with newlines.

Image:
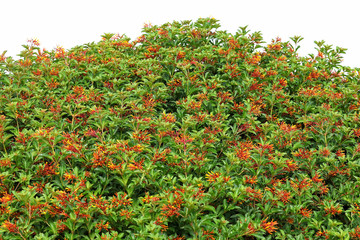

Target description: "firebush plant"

left=0, top=17, right=360, bottom=239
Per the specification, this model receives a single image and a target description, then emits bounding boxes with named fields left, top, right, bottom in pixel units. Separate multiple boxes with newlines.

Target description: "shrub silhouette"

left=0, top=18, right=360, bottom=239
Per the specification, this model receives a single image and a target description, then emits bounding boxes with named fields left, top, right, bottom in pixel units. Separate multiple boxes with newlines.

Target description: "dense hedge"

left=0, top=18, right=360, bottom=239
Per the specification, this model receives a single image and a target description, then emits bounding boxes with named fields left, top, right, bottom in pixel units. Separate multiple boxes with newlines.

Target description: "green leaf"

left=202, top=205, right=216, bottom=214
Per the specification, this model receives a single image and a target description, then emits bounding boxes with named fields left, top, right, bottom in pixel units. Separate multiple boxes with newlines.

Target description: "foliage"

left=0, top=17, right=360, bottom=239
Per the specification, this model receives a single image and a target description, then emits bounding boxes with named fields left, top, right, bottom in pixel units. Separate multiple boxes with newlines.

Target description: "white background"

left=1, top=0, right=359, bottom=68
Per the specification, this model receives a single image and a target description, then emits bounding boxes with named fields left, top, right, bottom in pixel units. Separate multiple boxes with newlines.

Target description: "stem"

left=71, top=114, right=75, bottom=131
left=69, top=215, right=78, bottom=240
left=323, top=125, right=330, bottom=147
left=17, top=231, right=26, bottom=240
left=15, top=117, right=20, bottom=132
left=270, top=94, right=275, bottom=119
left=100, top=169, right=109, bottom=195
left=2, top=140, right=7, bottom=155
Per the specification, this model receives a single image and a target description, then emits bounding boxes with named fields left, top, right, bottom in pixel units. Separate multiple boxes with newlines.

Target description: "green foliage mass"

left=0, top=17, right=360, bottom=239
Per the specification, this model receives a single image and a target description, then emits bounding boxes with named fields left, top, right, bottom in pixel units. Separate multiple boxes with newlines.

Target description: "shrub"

left=0, top=17, right=359, bottom=239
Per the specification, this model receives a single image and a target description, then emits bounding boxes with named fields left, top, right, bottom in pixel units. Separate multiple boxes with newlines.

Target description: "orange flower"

left=188, top=100, right=202, bottom=111
left=142, top=192, right=160, bottom=204
left=319, top=147, right=331, bottom=157
left=32, top=69, right=42, bottom=76
left=1, top=220, right=19, bottom=233
left=0, top=193, right=13, bottom=204
left=276, top=190, right=292, bottom=204
left=55, top=219, right=68, bottom=233
left=290, top=178, right=312, bottom=192
left=128, top=159, right=144, bottom=171
left=249, top=79, right=265, bottom=92
left=157, top=28, right=168, bottom=37
left=312, top=173, right=323, bottom=183
left=222, top=176, right=231, bottom=183
left=154, top=217, right=168, bottom=232
left=247, top=53, right=261, bottom=65
left=28, top=38, right=40, bottom=46
left=352, top=203, right=360, bottom=216
left=49, top=68, right=59, bottom=76
left=0, top=157, right=11, bottom=167
left=95, top=220, right=109, bottom=231
left=354, top=143, right=360, bottom=156
left=250, top=103, right=263, bottom=116
left=260, top=218, right=278, bottom=234
left=176, top=51, right=186, bottom=60
left=46, top=79, right=60, bottom=89
left=162, top=112, right=176, bottom=123
left=205, top=171, right=220, bottom=183
left=73, top=85, right=84, bottom=94
left=335, top=149, right=345, bottom=158
left=244, top=175, right=258, bottom=185
left=353, top=128, right=360, bottom=137
left=174, top=134, right=194, bottom=145
left=245, top=222, right=257, bottom=235
left=37, top=162, right=58, bottom=176
left=19, top=58, right=32, bottom=67
left=161, top=204, right=181, bottom=217
left=316, top=230, right=329, bottom=238
left=132, top=130, right=151, bottom=144
left=319, top=183, right=329, bottom=195
left=119, top=209, right=134, bottom=219
left=235, top=147, right=251, bottom=161
left=299, top=207, right=312, bottom=218
left=55, top=45, right=66, bottom=58
left=63, top=171, right=77, bottom=182
left=284, top=159, right=298, bottom=172
left=202, top=229, right=215, bottom=240
left=293, top=148, right=313, bottom=160
left=217, top=91, right=234, bottom=104
left=246, top=187, right=263, bottom=201
left=350, top=226, right=360, bottom=239
left=324, top=205, right=342, bottom=216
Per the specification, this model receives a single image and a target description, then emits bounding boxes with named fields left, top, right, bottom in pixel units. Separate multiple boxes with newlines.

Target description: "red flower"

left=32, top=69, right=42, bottom=76
left=1, top=220, right=19, bottom=233
left=235, top=147, right=251, bottom=161
left=132, top=130, right=151, bottom=144
left=245, top=222, right=257, bottom=235
left=246, top=187, right=263, bottom=202
left=312, top=173, right=323, bottom=183
left=95, top=220, right=110, bottom=231
left=293, top=148, right=313, bottom=160
left=176, top=51, right=186, bottom=60
left=276, top=190, right=292, bottom=204
left=324, top=205, right=342, bottom=216
left=54, top=45, right=66, bottom=57
left=284, top=159, right=298, bottom=172
left=290, top=178, right=312, bottom=195
left=319, top=147, right=331, bottom=157
left=205, top=171, right=221, bottom=183
left=260, top=218, right=278, bottom=234
left=49, top=68, right=59, bottom=76
left=335, top=149, right=345, bottom=158
left=128, top=159, right=145, bottom=171
left=162, top=112, right=176, bottom=123
left=27, top=38, right=40, bottom=46
left=350, top=226, right=360, bottom=239
left=244, top=175, right=258, bottom=185
left=299, top=207, right=312, bottom=218
left=353, top=128, right=360, bottom=137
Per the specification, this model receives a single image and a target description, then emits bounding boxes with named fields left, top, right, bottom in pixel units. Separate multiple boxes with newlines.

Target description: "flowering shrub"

left=0, top=17, right=360, bottom=239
